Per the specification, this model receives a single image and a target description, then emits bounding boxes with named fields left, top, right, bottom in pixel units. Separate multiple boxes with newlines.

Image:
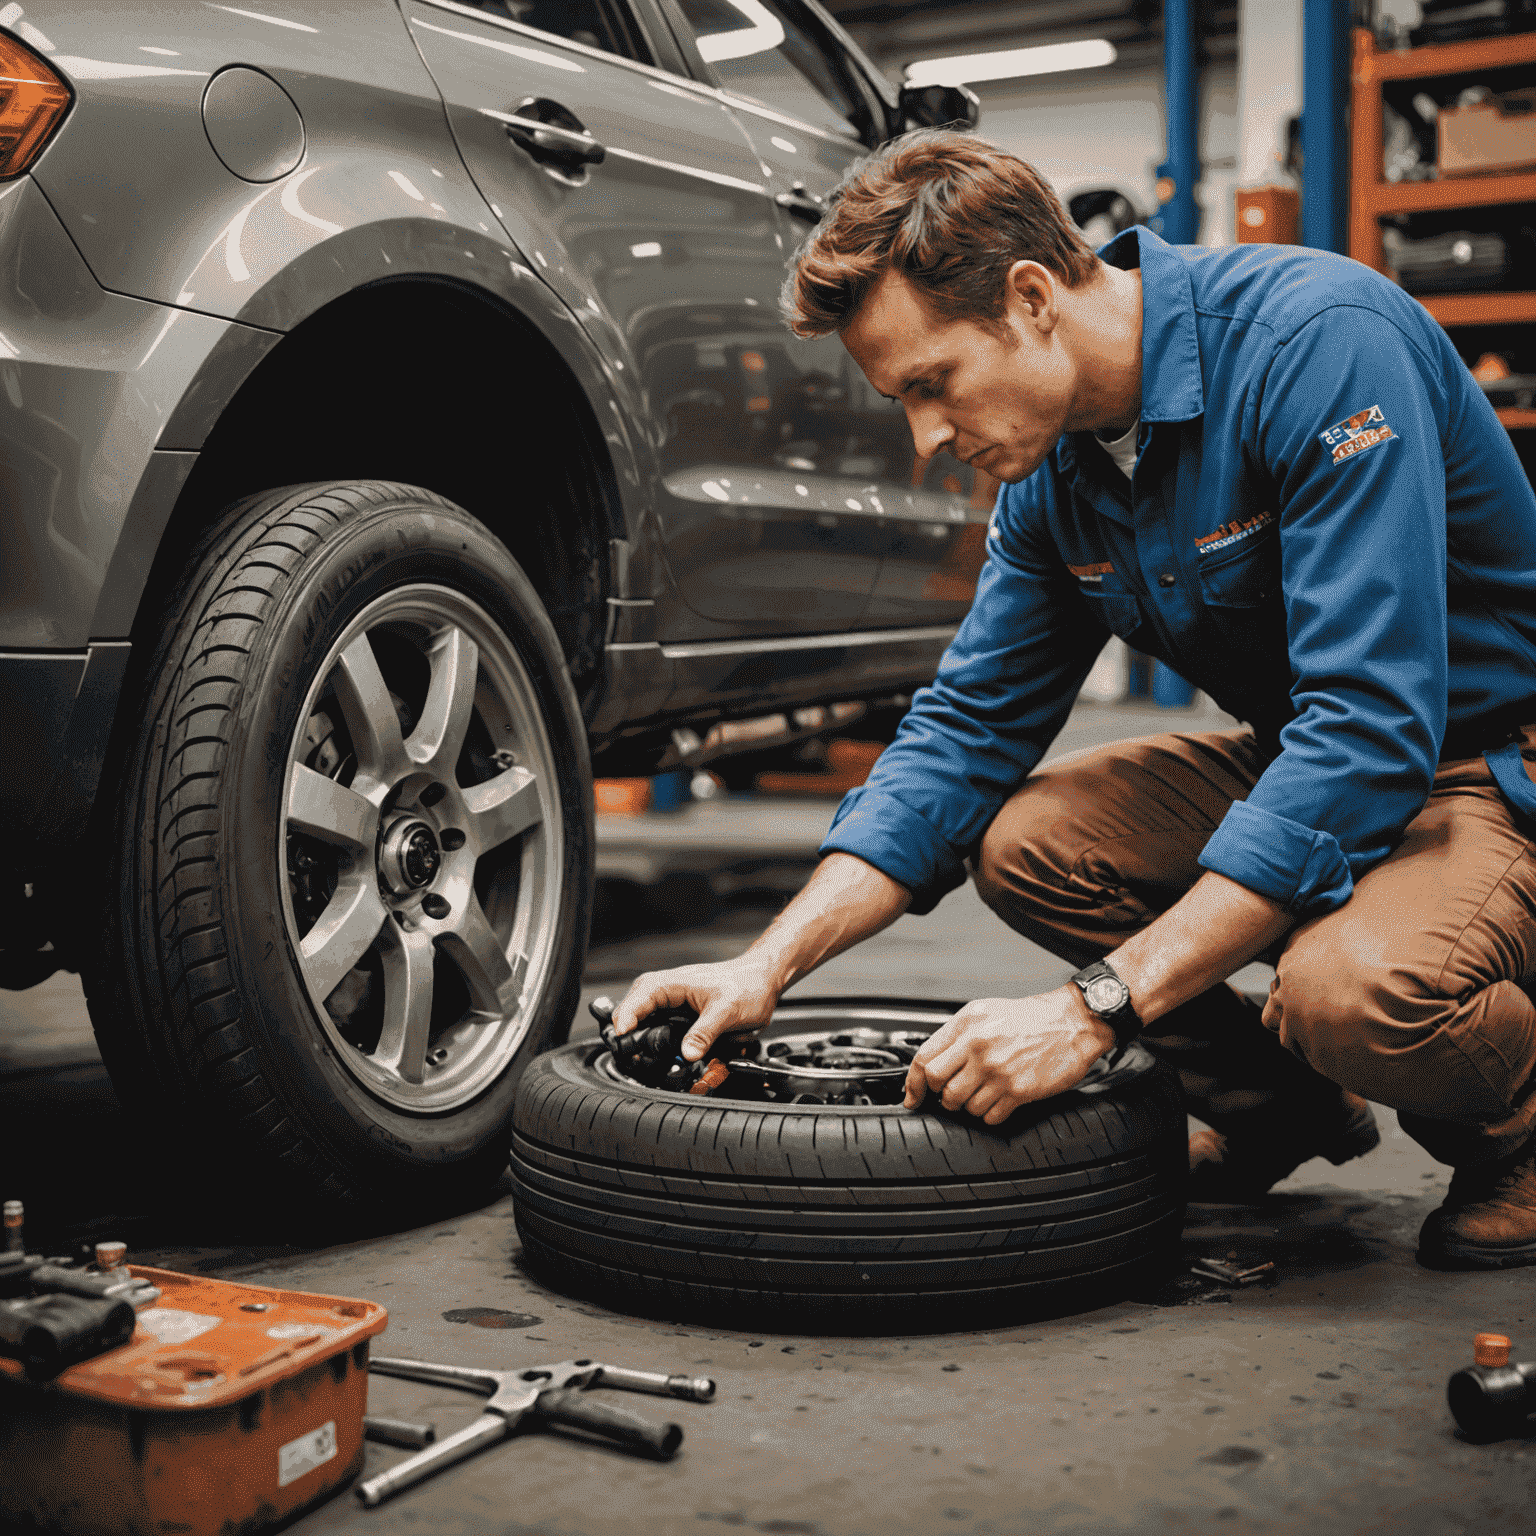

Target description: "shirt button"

left=1158, top=572, right=1176, bottom=588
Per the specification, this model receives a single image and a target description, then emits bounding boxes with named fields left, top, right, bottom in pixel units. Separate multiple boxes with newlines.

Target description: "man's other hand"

left=611, top=958, right=783, bottom=1061
left=904, top=989, right=1117, bottom=1125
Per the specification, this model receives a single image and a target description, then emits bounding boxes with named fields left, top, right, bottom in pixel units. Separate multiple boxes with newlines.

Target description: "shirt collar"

left=1098, top=225, right=1205, bottom=425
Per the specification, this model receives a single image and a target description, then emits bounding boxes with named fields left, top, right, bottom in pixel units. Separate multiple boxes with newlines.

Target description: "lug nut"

left=440, top=828, right=466, bottom=850
left=426, top=1047, right=449, bottom=1066
left=422, top=894, right=450, bottom=919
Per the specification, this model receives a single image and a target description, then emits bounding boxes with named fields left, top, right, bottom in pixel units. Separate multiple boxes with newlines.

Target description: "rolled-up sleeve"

left=1197, top=307, right=1450, bottom=914
left=820, top=480, right=1107, bottom=913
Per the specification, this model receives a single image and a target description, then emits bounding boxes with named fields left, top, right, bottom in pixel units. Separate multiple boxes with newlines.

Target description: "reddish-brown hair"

left=782, top=129, right=1098, bottom=338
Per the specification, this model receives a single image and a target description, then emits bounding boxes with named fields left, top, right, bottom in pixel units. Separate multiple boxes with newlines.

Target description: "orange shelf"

left=1362, top=168, right=1536, bottom=216
left=1497, top=407, right=1536, bottom=429
left=1355, top=28, right=1536, bottom=83
left=1417, top=290, right=1536, bottom=325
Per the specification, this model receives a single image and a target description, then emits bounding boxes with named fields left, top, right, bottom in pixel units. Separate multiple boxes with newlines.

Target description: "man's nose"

left=907, top=402, right=954, bottom=459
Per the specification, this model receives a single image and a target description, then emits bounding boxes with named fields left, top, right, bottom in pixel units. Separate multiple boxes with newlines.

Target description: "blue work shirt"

left=823, top=226, right=1536, bottom=918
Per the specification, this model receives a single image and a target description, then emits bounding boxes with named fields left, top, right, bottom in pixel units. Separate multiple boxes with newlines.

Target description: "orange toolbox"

left=0, top=1265, right=387, bottom=1536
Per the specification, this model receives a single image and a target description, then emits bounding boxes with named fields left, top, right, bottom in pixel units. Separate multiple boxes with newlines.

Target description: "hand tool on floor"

left=356, top=1355, right=715, bottom=1507
left=363, top=1414, right=437, bottom=1449
left=1448, top=1333, right=1536, bottom=1441
left=1190, top=1256, right=1276, bottom=1287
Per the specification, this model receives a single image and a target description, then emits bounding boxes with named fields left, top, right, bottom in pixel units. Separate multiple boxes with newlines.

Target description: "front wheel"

left=87, top=482, right=593, bottom=1205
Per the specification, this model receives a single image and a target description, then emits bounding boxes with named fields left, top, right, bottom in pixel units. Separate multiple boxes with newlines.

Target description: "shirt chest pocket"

left=1196, top=527, right=1280, bottom=609
left=1073, top=573, right=1146, bottom=640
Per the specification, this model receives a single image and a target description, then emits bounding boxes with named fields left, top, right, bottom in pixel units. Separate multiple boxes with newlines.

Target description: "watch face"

left=1084, top=975, right=1128, bottom=1014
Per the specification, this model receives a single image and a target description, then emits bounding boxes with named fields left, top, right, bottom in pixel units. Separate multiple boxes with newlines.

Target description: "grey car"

left=0, top=0, right=984, bottom=1202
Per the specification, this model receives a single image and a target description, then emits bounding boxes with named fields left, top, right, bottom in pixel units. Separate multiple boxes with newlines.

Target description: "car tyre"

left=511, top=999, right=1187, bottom=1330
left=86, top=481, right=593, bottom=1206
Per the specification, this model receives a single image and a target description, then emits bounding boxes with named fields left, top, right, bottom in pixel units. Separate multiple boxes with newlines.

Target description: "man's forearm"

left=1103, top=870, right=1295, bottom=1026
left=747, top=852, right=912, bottom=989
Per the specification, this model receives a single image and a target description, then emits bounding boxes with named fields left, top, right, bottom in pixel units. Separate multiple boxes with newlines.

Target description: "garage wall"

left=949, top=60, right=1240, bottom=247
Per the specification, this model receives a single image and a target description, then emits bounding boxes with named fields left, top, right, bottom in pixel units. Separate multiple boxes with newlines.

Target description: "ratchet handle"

left=534, top=1388, right=683, bottom=1460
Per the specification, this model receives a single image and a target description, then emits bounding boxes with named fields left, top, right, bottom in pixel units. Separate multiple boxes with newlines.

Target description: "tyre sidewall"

left=224, top=494, right=592, bottom=1182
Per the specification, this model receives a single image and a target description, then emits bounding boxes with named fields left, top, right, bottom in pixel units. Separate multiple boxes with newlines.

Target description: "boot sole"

left=1416, top=1236, right=1536, bottom=1271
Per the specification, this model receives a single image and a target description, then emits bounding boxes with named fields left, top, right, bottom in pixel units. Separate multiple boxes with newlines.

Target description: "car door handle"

left=504, top=112, right=605, bottom=167
left=774, top=181, right=824, bottom=222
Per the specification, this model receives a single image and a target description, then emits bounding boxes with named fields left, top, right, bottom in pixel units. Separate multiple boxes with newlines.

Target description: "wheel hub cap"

left=381, top=817, right=441, bottom=895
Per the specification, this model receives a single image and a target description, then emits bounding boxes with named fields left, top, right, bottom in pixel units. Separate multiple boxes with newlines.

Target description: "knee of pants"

left=1268, top=927, right=1443, bottom=1098
left=973, top=781, right=1075, bottom=925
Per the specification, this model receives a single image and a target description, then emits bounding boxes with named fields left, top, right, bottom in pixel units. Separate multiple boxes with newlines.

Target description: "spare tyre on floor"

left=511, top=998, right=1187, bottom=1330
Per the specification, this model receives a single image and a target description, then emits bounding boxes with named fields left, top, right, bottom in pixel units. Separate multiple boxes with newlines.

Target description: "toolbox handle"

left=534, top=1388, right=683, bottom=1459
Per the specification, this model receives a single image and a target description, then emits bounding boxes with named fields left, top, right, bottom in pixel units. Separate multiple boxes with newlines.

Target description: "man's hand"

left=904, top=987, right=1116, bottom=1125
left=610, top=957, right=784, bottom=1062
left=609, top=853, right=912, bottom=1062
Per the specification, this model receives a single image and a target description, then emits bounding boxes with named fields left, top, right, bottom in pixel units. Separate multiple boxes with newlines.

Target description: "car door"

left=664, top=0, right=996, bottom=630
left=403, top=0, right=880, bottom=639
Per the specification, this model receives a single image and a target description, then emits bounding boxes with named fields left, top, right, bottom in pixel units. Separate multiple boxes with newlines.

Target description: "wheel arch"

left=109, top=275, right=647, bottom=692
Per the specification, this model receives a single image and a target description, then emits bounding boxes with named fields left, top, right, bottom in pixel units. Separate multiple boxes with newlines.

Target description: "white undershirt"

left=1095, top=418, right=1140, bottom=481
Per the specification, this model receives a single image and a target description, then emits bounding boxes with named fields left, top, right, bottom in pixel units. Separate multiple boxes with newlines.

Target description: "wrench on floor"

left=356, top=1355, right=715, bottom=1506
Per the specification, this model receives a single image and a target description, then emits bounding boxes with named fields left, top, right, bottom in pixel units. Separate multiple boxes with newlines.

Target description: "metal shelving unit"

left=1349, top=26, right=1536, bottom=437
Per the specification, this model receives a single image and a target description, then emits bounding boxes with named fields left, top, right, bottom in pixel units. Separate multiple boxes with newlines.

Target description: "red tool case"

left=0, top=1265, right=386, bottom=1536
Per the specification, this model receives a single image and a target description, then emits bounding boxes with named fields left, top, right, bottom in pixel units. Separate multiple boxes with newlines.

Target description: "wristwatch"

left=1069, top=960, right=1142, bottom=1047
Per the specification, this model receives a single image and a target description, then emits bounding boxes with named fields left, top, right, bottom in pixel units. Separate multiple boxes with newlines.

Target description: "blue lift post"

left=1152, top=0, right=1200, bottom=706
left=1302, top=0, right=1350, bottom=252
left=1155, top=0, right=1200, bottom=245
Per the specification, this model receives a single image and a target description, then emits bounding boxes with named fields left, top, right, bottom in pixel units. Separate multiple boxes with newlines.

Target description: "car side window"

left=675, top=0, right=863, bottom=140
left=451, top=0, right=654, bottom=63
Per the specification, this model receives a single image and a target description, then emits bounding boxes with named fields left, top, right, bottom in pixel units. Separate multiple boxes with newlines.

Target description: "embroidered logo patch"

left=1067, top=560, right=1114, bottom=584
left=1319, top=404, right=1395, bottom=464
left=1194, top=510, right=1275, bottom=556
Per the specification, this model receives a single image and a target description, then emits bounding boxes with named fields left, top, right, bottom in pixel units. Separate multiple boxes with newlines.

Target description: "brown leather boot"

left=1417, top=1140, right=1536, bottom=1270
left=1187, top=1092, right=1381, bottom=1202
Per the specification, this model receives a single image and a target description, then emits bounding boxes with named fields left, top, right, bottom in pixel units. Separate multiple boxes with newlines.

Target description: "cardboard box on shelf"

left=1439, top=92, right=1536, bottom=176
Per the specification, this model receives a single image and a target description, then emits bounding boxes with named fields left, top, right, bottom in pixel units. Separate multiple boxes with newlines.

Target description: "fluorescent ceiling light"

left=694, top=0, right=785, bottom=63
left=905, top=38, right=1117, bottom=87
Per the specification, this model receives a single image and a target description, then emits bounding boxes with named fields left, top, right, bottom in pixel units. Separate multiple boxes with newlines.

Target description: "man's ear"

left=1006, top=260, right=1058, bottom=334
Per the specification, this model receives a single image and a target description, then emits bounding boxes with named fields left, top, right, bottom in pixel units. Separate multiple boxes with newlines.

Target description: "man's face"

left=841, top=266, right=1076, bottom=485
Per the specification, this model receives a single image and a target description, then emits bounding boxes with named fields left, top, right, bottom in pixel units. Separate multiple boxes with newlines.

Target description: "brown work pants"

left=973, top=726, right=1536, bottom=1170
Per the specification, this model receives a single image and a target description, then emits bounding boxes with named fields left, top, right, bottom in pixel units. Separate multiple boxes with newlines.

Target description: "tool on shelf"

left=1448, top=1332, right=1536, bottom=1440
left=357, top=1354, right=714, bottom=1507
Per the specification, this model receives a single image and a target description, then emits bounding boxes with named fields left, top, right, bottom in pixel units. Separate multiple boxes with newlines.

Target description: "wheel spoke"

left=439, top=894, right=524, bottom=1019
left=407, top=625, right=478, bottom=775
left=463, top=765, right=541, bottom=854
left=300, top=877, right=387, bottom=1000
left=287, top=763, right=375, bottom=850
left=332, top=632, right=405, bottom=781
left=374, top=921, right=436, bottom=1083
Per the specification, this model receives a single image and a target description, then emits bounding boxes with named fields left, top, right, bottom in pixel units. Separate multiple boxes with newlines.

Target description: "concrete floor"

left=3, top=700, right=1534, bottom=1534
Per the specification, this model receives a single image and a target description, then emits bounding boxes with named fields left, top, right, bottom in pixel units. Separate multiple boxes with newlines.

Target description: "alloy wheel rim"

left=279, top=584, right=563, bottom=1112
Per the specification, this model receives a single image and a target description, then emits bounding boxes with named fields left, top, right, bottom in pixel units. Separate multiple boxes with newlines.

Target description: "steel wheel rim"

left=279, top=583, right=564, bottom=1112
left=595, top=1002, right=1153, bottom=1106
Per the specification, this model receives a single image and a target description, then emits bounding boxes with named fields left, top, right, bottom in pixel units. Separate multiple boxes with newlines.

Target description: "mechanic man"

left=612, top=129, right=1536, bottom=1271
